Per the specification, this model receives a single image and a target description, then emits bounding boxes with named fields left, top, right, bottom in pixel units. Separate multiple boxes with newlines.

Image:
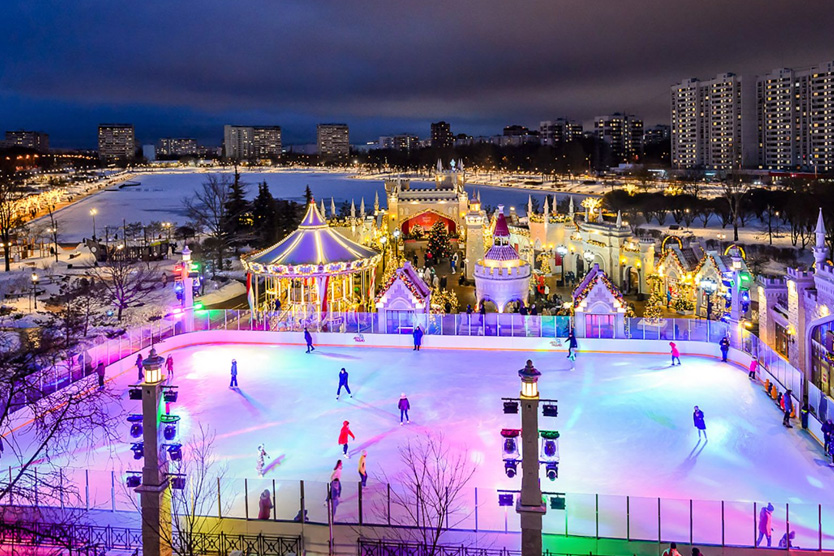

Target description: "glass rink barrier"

left=16, top=470, right=834, bottom=551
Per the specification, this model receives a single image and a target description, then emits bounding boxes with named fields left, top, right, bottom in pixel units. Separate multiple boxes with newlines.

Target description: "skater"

left=135, top=353, right=144, bottom=381
left=329, top=462, right=342, bottom=518
left=413, top=325, right=423, bottom=351
left=338, top=420, right=355, bottom=457
left=358, top=450, right=368, bottom=487
left=165, top=354, right=174, bottom=378
left=693, top=406, right=707, bottom=440
left=398, top=393, right=410, bottom=424
left=748, top=358, right=758, bottom=380
left=828, top=432, right=834, bottom=467
left=567, top=330, right=578, bottom=361
left=661, top=543, right=681, bottom=556
left=670, top=342, right=681, bottom=366
left=783, top=390, right=794, bottom=427
left=336, top=368, right=352, bottom=399
left=822, top=418, right=834, bottom=454
left=719, top=336, right=730, bottom=362
left=229, top=359, right=238, bottom=388
left=256, top=444, right=269, bottom=477
left=778, top=531, right=796, bottom=549
left=757, top=503, right=774, bottom=547
left=96, top=361, right=106, bottom=390
left=258, top=489, right=273, bottom=519
left=304, top=327, right=315, bottom=353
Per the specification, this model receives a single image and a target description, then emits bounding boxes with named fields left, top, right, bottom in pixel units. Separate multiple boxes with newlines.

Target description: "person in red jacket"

left=338, top=420, right=355, bottom=458
left=670, top=342, right=681, bottom=366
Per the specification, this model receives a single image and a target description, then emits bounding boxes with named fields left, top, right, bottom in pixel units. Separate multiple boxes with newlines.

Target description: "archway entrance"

left=401, top=211, right=457, bottom=236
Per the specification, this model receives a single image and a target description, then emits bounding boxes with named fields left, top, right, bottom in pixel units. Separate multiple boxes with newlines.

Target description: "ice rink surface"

left=78, top=342, right=834, bottom=509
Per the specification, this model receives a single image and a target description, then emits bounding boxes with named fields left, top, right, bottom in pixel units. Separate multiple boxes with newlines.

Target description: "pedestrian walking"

left=304, top=327, right=315, bottom=353
left=358, top=450, right=368, bottom=487
left=719, top=336, right=730, bottom=362
left=662, top=543, right=681, bottom=556
left=135, top=353, right=144, bottom=381
left=258, top=489, right=273, bottom=519
left=338, top=420, right=355, bottom=457
left=165, top=355, right=174, bottom=378
left=230, top=359, right=238, bottom=388
left=398, top=393, right=410, bottom=424
left=451, top=253, right=458, bottom=274
left=567, top=330, right=578, bottom=361
left=336, top=368, right=352, bottom=399
left=96, top=361, right=106, bottom=390
left=693, top=406, right=707, bottom=440
left=783, top=390, right=794, bottom=428
left=413, top=325, right=423, bottom=351
left=757, top=503, right=774, bottom=547
left=256, top=444, right=269, bottom=476
left=466, top=304, right=473, bottom=315
left=748, top=358, right=758, bottom=380
left=670, top=342, right=681, bottom=366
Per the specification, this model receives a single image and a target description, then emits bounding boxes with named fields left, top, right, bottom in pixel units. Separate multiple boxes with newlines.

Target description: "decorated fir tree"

left=644, top=274, right=665, bottom=320
left=425, top=221, right=451, bottom=265
left=672, top=281, right=695, bottom=313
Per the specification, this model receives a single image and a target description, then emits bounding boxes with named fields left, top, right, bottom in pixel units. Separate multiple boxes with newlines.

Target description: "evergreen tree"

left=224, top=169, right=251, bottom=236
left=644, top=273, right=665, bottom=320
left=425, top=221, right=451, bottom=265
left=252, top=181, right=278, bottom=247
left=304, top=185, right=313, bottom=206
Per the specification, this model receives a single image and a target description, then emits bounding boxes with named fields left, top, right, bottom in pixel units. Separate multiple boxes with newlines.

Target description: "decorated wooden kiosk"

left=242, top=200, right=381, bottom=328
left=572, top=263, right=627, bottom=338
left=374, top=261, right=432, bottom=333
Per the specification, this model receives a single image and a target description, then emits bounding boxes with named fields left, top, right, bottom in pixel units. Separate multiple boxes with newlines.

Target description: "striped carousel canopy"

left=242, top=200, right=380, bottom=277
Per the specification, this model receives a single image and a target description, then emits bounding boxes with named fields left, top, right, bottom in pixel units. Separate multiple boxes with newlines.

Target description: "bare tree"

left=91, top=253, right=161, bottom=320
left=372, top=433, right=476, bottom=554
left=183, top=174, right=233, bottom=275
left=0, top=173, right=26, bottom=272
left=720, top=179, right=750, bottom=242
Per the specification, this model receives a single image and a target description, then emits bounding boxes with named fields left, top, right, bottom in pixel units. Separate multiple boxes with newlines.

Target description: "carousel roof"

left=243, top=201, right=380, bottom=275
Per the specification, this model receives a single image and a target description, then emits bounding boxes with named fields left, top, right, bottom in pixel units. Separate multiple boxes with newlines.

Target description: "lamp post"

left=380, top=235, right=388, bottom=274
left=30, top=273, right=39, bottom=312
left=583, top=251, right=595, bottom=276
left=516, top=360, right=545, bottom=556
left=90, top=208, right=98, bottom=240
left=134, top=347, right=173, bottom=556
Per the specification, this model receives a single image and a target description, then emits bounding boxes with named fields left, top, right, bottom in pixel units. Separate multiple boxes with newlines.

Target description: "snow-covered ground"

left=23, top=341, right=834, bottom=543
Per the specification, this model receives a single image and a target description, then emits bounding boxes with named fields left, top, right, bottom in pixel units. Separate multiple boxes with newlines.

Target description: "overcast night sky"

left=1, top=1, right=833, bottom=148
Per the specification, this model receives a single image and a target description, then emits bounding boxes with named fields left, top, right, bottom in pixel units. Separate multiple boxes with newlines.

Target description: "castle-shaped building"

left=759, top=209, right=834, bottom=399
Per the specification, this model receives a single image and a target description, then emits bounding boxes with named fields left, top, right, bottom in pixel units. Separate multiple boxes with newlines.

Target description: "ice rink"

left=42, top=341, right=834, bottom=545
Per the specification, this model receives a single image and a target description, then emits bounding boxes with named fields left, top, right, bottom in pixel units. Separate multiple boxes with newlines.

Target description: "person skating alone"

left=329, top=460, right=342, bottom=518
left=757, top=503, right=774, bottom=547
left=719, top=336, right=730, bottom=362
left=338, top=420, right=355, bottom=457
left=165, top=355, right=174, bottom=379
left=135, top=353, right=144, bottom=381
left=413, top=325, right=423, bottom=351
left=256, top=444, right=269, bottom=477
left=822, top=418, right=834, bottom=455
left=230, top=359, right=239, bottom=388
left=304, top=327, right=315, bottom=353
left=336, top=368, right=352, bottom=399
left=567, top=330, right=578, bottom=361
left=693, top=406, right=707, bottom=440
left=358, top=450, right=368, bottom=487
left=748, top=358, right=758, bottom=380
left=95, top=361, right=106, bottom=390
left=670, top=342, right=681, bottom=366
left=258, top=489, right=273, bottom=519
left=398, top=393, right=410, bottom=425
left=783, top=390, right=794, bottom=428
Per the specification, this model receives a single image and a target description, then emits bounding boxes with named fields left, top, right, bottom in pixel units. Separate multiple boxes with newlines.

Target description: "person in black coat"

left=567, top=330, right=578, bottom=361
left=693, top=406, right=707, bottom=439
left=822, top=419, right=834, bottom=454
left=304, top=327, right=315, bottom=353
left=413, top=326, right=423, bottom=351
left=719, top=336, right=730, bottom=362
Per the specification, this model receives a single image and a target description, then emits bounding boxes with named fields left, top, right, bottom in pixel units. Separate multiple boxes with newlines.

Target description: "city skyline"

left=1, top=1, right=833, bottom=148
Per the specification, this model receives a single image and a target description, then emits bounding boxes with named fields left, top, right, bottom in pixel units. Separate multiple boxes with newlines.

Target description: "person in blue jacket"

left=719, top=336, right=730, bottom=362
left=304, top=327, right=315, bottom=353
left=693, top=406, right=706, bottom=440
left=336, top=367, right=352, bottom=399
left=413, top=326, right=423, bottom=351
left=230, top=359, right=238, bottom=388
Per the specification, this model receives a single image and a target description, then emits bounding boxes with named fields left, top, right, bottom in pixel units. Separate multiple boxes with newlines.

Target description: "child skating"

left=398, top=393, right=410, bottom=424
left=230, top=359, right=239, bottom=388
left=670, top=342, right=681, bottom=366
left=336, top=368, right=352, bottom=399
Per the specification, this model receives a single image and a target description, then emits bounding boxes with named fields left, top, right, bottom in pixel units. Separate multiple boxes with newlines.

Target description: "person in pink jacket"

left=748, top=358, right=759, bottom=380
left=670, top=342, right=681, bottom=366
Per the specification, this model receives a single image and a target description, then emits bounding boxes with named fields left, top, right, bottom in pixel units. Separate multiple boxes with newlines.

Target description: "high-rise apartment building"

left=223, top=125, right=282, bottom=160
left=539, top=119, right=583, bottom=146
left=317, top=124, right=350, bottom=157
left=157, top=137, right=198, bottom=157
left=98, top=124, right=135, bottom=162
left=378, top=134, right=420, bottom=150
left=430, top=121, right=453, bottom=149
left=594, top=113, right=644, bottom=163
left=757, top=62, right=834, bottom=172
left=5, top=130, right=49, bottom=152
left=670, top=74, right=756, bottom=170
left=644, top=124, right=671, bottom=145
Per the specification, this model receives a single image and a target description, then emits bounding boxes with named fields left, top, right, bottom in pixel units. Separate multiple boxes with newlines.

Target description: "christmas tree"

left=426, top=221, right=451, bottom=264
left=644, top=274, right=665, bottom=320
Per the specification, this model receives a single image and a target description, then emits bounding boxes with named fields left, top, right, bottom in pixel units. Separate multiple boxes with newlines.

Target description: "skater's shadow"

left=314, top=351, right=363, bottom=361
left=231, top=388, right=268, bottom=416
left=349, top=399, right=399, bottom=421
left=673, top=439, right=707, bottom=479
left=262, top=455, right=286, bottom=475
left=351, top=430, right=398, bottom=456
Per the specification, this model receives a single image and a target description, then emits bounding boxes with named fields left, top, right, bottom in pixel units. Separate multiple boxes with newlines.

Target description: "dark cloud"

left=1, top=0, right=832, bottom=147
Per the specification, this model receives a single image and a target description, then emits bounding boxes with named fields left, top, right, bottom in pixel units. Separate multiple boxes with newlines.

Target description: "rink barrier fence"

left=14, top=469, right=834, bottom=552
left=19, top=310, right=824, bottom=446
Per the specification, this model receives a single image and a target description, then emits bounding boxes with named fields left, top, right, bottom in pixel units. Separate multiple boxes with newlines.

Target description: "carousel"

left=241, top=200, right=381, bottom=326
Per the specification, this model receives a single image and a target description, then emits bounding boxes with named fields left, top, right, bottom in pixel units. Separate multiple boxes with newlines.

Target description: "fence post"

left=60, top=468, right=64, bottom=508
left=217, top=477, right=222, bottom=518
left=244, top=478, right=249, bottom=519
left=387, top=483, right=391, bottom=526
left=359, top=481, right=363, bottom=526
left=626, top=495, right=630, bottom=542
left=658, top=497, right=661, bottom=542
left=786, top=503, right=790, bottom=548
left=819, top=504, right=822, bottom=551
left=753, top=502, right=757, bottom=547
left=34, top=467, right=38, bottom=507
left=721, top=500, right=725, bottom=547
left=86, top=469, right=90, bottom=510
left=273, top=479, right=277, bottom=521
left=475, top=487, right=478, bottom=532
left=689, top=499, right=693, bottom=546
left=300, top=480, right=306, bottom=533
left=595, top=493, right=599, bottom=539
left=111, top=470, right=115, bottom=511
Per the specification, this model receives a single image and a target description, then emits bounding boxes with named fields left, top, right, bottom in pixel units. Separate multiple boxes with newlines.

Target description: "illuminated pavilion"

left=473, top=207, right=532, bottom=312
left=242, top=200, right=381, bottom=325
